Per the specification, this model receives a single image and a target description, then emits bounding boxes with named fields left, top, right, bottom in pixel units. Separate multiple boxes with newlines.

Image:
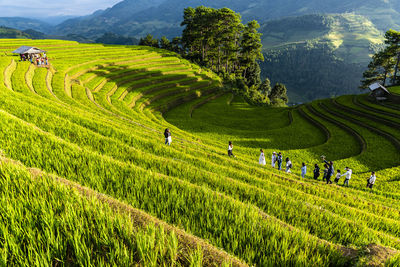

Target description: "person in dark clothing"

left=276, top=152, right=283, bottom=170
left=322, top=164, right=328, bottom=181
left=322, top=156, right=334, bottom=184
left=164, top=128, right=171, bottom=145
left=313, top=164, right=320, bottom=180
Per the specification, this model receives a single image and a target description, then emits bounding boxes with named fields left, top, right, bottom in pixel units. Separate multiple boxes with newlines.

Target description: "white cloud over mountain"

left=0, top=0, right=121, bottom=17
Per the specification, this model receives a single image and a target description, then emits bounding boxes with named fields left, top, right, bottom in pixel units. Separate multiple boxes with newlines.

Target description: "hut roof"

left=12, top=46, right=46, bottom=54
left=368, top=83, right=390, bottom=94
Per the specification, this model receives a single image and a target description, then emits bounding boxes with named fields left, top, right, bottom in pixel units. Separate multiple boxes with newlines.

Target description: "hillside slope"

left=0, top=17, right=52, bottom=33
left=259, top=13, right=384, bottom=102
left=54, top=0, right=400, bottom=38
left=0, top=39, right=399, bottom=265
left=260, top=13, right=383, bottom=63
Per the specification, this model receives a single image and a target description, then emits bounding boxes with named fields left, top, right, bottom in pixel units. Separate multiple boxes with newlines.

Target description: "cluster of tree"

left=96, top=33, right=139, bottom=45
left=139, top=34, right=183, bottom=53
left=361, top=29, right=400, bottom=88
left=138, top=6, right=288, bottom=106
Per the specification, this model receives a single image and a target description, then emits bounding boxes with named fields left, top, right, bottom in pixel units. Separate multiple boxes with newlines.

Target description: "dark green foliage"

left=0, top=26, right=31, bottom=39
left=180, top=6, right=279, bottom=105
left=261, top=43, right=364, bottom=102
left=170, top=37, right=183, bottom=54
left=269, top=83, right=289, bottom=106
left=139, top=34, right=160, bottom=48
left=244, top=62, right=262, bottom=88
left=181, top=6, right=243, bottom=73
left=259, top=78, right=271, bottom=95
left=228, top=78, right=270, bottom=106
left=361, top=49, right=395, bottom=88
left=240, top=20, right=264, bottom=78
left=159, top=36, right=171, bottom=50
left=22, top=29, right=47, bottom=39
left=361, top=29, right=400, bottom=89
left=95, top=33, right=138, bottom=45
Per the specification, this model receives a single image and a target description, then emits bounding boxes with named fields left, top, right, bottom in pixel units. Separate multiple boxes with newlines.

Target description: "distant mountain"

left=260, top=14, right=384, bottom=64
left=54, top=0, right=166, bottom=38
left=0, top=17, right=52, bottom=33
left=53, top=0, right=400, bottom=38
left=0, top=26, right=32, bottom=39
left=258, top=14, right=384, bottom=102
left=49, top=0, right=397, bottom=101
left=34, top=16, right=78, bottom=26
left=0, top=26, right=94, bottom=44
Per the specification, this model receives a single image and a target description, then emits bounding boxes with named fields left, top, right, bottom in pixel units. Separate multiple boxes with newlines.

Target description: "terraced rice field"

left=0, top=39, right=399, bottom=266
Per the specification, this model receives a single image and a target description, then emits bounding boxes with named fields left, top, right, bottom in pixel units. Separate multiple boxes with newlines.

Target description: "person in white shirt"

left=341, top=167, right=352, bottom=186
left=164, top=128, right=172, bottom=145
left=367, top=172, right=376, bottom=189
left=271, top=152, right=277, bottom=168
left=228, top=141, right=235, bottom=157
left=285, top=157, right=292, bottom=173
left=301, top=163, right=307, bottom=178
left=259, top=149, right=266, bottom=165
left=334, top=170, right=341, bottom=183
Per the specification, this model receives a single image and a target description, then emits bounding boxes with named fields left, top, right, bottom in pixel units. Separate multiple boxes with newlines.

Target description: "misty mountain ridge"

left=0, top=17, right=52, bottom=33
left=52, top=0, right=400, bottom=38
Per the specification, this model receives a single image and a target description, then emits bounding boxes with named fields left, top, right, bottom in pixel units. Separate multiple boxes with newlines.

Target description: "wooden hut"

left=369, top=83, right=391, bottom=101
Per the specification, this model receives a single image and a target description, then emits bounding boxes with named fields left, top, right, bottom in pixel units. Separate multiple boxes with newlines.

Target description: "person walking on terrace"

left=341, top=167, right=352, bottom=187
left=259, top=149, right=266, bottom=165
left=277, top=152, right=283, bottom=170
left=271, top=152, right=277, bottom=168
left=228, top=141, right=235, bottom=157
left=301, top=163, right=307, bottom=178
left=164, top=128, right=172, bottom=145
left=313, top=164, right=320, bottom=180
left=367, top=171, right=376, bottom=189
left=322, top=164, right=328, bottom=182
left=334, top=170, right=342, bottom=183
left=285, top=157, right=292, bottom=173
left=322, top=156, right=334, bottom=184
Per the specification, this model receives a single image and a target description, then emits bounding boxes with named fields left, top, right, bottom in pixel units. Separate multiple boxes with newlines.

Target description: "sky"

left=0, top=0, right=122, bottom=17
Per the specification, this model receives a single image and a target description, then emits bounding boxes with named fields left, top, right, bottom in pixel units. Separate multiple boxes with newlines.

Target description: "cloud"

left=0, top=0, right=121, bottom=17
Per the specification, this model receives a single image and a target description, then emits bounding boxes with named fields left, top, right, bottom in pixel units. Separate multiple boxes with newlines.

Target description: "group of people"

left=263, top=152, right=377, bottom=189
left=162, top=131, right=377, bottom=189
left=20, top=53, right=49, bottom=67
left=267, top=151, right=293, bottom=173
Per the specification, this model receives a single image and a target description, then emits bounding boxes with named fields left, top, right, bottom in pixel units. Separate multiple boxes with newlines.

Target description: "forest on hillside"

left=260, top=43, right=365, bottom=102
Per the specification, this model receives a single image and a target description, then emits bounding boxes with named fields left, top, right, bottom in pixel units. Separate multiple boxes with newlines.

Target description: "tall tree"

left=385, top=29, right=400, bottom=84
left=181, top=7, right=197, bottom=57
left=259, top=78, right=271, bottom=95
left=159, top=36, right=171, bottom=50
left=240, top=20, right=264, bottom=79
left=139, top=34, right=159, bottom=48
left=269, top=83, right=288, bottom=105
left=361, top=48, right=395, bottom=88
left=216, top=8, right=242, bottom=73
left=179, top=6, right=286, bottom=106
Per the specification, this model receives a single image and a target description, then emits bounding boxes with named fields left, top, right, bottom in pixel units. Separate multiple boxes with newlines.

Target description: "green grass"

left=0, top=39, right=399, bottom=266
left=0, top=160, right=207, bottom=266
